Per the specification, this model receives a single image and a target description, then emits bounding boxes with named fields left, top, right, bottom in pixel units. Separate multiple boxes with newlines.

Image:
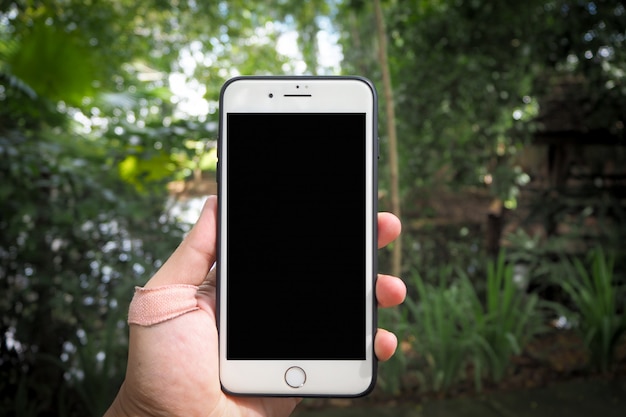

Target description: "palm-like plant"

left=558, top=248, right=626, bottom=373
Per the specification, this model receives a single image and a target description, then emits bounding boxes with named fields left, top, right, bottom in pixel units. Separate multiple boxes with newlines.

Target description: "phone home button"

left=284, top=366, right=306, bottom=388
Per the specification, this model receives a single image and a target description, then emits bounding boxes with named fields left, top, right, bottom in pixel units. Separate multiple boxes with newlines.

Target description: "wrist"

left=103, top=397, right=127, bottom=417
left=103, top=384, right=135, bottom=417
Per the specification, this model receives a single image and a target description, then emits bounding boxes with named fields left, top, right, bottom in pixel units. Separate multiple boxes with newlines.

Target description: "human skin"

left=104, top=195, right=406, bottom=417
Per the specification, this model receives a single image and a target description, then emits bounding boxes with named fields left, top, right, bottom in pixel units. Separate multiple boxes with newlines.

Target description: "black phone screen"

left=225, top=113, right=367, bottom=360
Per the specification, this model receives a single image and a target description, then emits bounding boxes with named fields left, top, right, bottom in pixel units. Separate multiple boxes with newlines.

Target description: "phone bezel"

left=216, top=75, right=379, bottom=397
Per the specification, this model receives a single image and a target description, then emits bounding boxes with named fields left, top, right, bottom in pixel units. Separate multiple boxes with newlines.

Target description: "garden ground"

left=293, top=329, right=626, bottom=416
left=293, top=377, right=626, bottom=417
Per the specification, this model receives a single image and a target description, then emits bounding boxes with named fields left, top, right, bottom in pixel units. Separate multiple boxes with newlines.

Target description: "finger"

left=378, top=212, right=401, bottom=249
left=374, top=328, right=398, bottom=362
left=376, top=274, right=406, bottom=308
left=145, top=196, right=218, bottom=289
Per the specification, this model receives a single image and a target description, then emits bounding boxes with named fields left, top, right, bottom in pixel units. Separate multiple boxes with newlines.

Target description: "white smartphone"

left=216, top=76, right=378, bottom=397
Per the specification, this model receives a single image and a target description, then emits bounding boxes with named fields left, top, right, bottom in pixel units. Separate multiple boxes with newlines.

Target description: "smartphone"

left=216, top=76, right=378, bottom=397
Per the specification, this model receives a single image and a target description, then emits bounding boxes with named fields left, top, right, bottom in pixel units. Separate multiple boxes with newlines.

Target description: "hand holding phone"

left=104, top=199, right=405, bottom=417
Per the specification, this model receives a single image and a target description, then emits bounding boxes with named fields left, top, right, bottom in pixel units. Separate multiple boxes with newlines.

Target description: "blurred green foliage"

left=340, top=0, right=625, bottom=206
left=2, top=0, right=626, bottom=414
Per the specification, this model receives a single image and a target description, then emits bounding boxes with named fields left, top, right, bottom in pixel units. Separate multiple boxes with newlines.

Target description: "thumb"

left=144, top=195, right=218, bottom=289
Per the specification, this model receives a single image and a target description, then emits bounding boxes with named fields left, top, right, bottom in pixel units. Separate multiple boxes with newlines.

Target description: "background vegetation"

left=1, top=0, right=625, bottom=415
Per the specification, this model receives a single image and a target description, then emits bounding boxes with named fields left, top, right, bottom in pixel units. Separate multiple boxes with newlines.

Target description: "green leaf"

left=8, top=23, right=100, bottom=105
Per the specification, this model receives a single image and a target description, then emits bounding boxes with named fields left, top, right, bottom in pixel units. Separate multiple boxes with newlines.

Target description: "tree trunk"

left=374, top=0, right=402, bottom=277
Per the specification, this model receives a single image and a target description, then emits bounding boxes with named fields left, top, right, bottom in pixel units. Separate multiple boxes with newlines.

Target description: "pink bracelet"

left=128, top=284, right=199, bottom=326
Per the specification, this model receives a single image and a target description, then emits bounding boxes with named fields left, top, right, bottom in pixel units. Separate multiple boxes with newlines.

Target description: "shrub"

left=401, top=252, right=547, bottom=393
left=555, top=247, right=626, bottom=373
left=403, top=267, right=479, bottom=393
left=462, top=251, right=547, bottom=387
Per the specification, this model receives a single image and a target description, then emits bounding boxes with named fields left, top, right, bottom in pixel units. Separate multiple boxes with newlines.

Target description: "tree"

left=7, top=0, right=624, bottom=411
left=374, top=0, right=402, bottom=277
left=338, top=0, right=626, bottom=271
left=1, top=1, right=333, bottom=414
left=0, top=4, right=189, bottom=414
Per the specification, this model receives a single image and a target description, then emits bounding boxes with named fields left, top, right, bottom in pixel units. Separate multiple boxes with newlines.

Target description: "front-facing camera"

left=269, top=93, right=273, bottom=98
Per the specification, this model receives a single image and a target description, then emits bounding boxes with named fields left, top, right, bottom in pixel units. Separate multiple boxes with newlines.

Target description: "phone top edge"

left=219, top=75, right=377, bottom=100
left=218, top=76, right=377, bottom=117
